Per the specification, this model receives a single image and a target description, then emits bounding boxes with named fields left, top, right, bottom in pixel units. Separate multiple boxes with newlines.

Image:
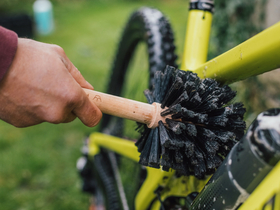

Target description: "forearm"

left=0, top=26, right=18, bottom=81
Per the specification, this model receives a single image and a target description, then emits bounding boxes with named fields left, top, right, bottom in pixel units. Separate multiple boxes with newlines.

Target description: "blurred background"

left=0, top=0, right=280, bottom=209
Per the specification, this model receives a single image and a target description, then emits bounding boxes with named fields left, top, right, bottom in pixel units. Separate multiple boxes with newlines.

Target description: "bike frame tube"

left=89, top=132, right=209, bottom=210
left=136, top=168, right=174, bottom=210
left=150, top=175, right=210, bottom=210
left=192, top=21, right=280, bottom=84
left=89, top=132, right=139, bottom=161
left=181, top=10, right=213, bottom=70
left=89, top=133, right=173, bottom=210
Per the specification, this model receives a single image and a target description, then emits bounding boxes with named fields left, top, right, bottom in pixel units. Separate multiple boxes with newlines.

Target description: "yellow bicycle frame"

left=193, top=21, right=280, bottom=85
left=88, top=5, right=280, bottom=210
left=181, top=10, right=213, bottom=70
left=89, top=132, right=207, bottom=210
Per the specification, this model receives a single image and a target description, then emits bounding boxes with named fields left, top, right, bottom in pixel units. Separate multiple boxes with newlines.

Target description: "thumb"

left=73, top=91, right=102, bottom=127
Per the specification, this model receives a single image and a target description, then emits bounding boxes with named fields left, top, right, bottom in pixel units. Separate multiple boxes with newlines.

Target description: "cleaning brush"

left=84, top=65, right=246, bottom=179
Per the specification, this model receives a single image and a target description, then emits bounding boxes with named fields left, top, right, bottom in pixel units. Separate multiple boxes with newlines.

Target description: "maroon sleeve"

left=0, top=26, right=18, bottom=81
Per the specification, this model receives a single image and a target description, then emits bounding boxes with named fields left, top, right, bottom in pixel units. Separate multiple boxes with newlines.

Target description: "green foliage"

left=209, top=0, right=266, bottom=58
left=0, top=0, right=32, bottom=13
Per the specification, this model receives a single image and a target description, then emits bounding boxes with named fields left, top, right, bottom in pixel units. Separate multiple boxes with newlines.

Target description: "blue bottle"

left=33, top=0, right=54, bottom=35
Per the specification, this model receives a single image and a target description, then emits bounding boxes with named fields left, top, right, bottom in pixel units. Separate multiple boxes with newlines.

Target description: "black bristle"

left=161, top=158, right=171, bottom=172
left=174, top=149, right=183, bottom=163
left=135, top=66, right=246, bottom=179
left=161, top=77, right=184, bottom=108
left=194, top=161, right=206, bottom=179
left=184, top=123, right=197, bottom=137
left=166, top=118, right=186, bottom=135
left=161, top=104, right=182, bottom=117
left=184, top=138, right=195, bottom=158
left=188, top=92, right=202, bottom=107
left=144, top=89, right=154, bottom=104
left=163, top=133, right=181, bottom=149
left=135, top=126, right=150, bottom=152
left=139, top=129, right=154, bottom=166
left=160, top=66, right=176, bottom=100
left=148, top=127, right=160, bottom=168
left=153, top=71, right=164, bottom=103
left=190, top=156, right=198, bottom=165
left=214, top=130, right=235, bottom=143
left=170, top=91, right=189, bottom=107
left=161, top=146, right=170, bottom=161
left=198, top=127, right=216, bottom=142
left=167, top=131, right=185, bottom=148
left=158, top=120, right=170, bottom=146
left=179, top=108, right=208, bottom=124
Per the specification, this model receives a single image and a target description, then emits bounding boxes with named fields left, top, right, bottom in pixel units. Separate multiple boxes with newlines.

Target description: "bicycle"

left=77, top=1, right=280, bottom=209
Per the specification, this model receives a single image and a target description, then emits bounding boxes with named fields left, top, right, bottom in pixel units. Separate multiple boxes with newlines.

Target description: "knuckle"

left=43, top=107, right=66, bottom=124
left=75, top=69, right=82, bottom=77
left=67, top=90, right=83, bottom=107
left=58, top=89, right=84, bottom=116
left=52, top=44, right=65, bottom=55
left=47, top=113, right=64, bottom=124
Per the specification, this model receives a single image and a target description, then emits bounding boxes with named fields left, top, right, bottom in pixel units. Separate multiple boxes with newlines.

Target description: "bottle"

left=33, top=0, right=54, bottom=35
left=190, top=108, right=280, bottom=210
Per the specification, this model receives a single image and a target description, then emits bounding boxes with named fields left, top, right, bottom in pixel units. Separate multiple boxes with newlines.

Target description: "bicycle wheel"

left=95, top=7, right=178, bottom=210
left=101, top=7, right=177, bottom=136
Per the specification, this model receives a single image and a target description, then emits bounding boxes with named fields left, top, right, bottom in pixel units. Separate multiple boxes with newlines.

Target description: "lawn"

left=0, top=1, right=187, bottom=209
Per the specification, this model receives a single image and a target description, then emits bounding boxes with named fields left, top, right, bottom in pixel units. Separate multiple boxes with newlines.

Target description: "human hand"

left=0, top=38, right=102, bottom=127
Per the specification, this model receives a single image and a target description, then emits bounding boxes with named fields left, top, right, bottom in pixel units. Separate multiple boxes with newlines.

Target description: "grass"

left=0, top=1, right=187, bottom=209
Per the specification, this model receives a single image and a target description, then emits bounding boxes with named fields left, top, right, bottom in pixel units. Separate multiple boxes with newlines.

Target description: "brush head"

left=135, top=66, right=246, bottom=179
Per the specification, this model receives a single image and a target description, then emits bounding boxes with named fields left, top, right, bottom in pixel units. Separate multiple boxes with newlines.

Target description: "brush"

left=84, top=65, right=246, bottom=179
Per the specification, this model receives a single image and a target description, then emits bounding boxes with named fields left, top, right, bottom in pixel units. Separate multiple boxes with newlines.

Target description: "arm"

left=0, top=28, right=102, bottom=127
left=0, top=26, right=18, bottom=80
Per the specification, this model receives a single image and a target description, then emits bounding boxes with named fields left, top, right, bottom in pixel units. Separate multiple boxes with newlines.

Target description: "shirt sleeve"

left=0, top=26, right=18, bottom=81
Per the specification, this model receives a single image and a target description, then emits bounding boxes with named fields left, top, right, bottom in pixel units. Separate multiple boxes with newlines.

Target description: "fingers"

left=60, top=56, right=93, bottom=90
left=53, top=44, right=101, bottom=127
left=72, top=92, right=102, bottom=127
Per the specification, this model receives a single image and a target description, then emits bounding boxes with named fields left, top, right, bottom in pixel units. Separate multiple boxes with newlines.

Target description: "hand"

left=0, top=38, right=102, bottom=127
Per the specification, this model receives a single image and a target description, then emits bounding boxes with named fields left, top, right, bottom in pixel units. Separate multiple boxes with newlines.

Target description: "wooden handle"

left=83, top=88, right=166, bottom=128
